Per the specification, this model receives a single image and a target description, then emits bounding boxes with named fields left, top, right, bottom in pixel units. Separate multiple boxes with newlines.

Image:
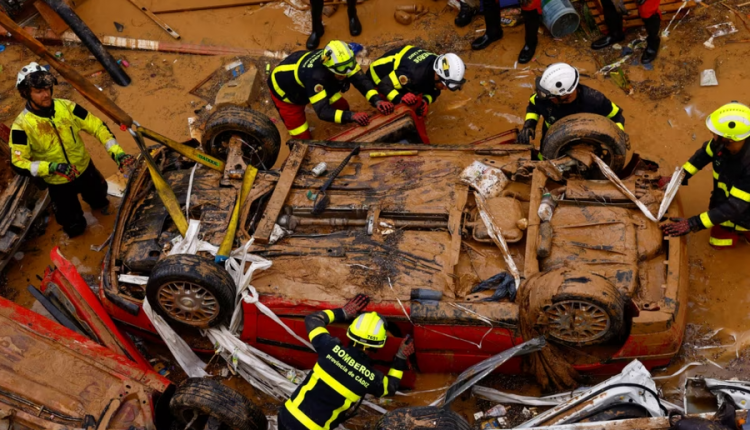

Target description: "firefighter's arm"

left=9, top=126, right=50, bottom=177
left=682, top=140, right=717, bottom=181
left=367, top=349, right=410, bottom=398
left=524, top=93, right=541, bottom=130
left=65, top=101, right=125, bottom=159
left=599, top=97, right=625, bottom=131
left=309, top=79, right=355, bottom=124
left=306, top=308, right=347, bottom=350
left=691, top=174, right=750, bottom=230
left=423, top=87, right=441, bottom=105
left=349, top=69, right=382, bottom=108
left=378, top=67, right=411, bottom=105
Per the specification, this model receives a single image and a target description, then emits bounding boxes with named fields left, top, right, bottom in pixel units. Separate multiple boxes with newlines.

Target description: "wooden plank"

left=0, top=178, right=29, bottom=235
left=253, top=143, right=308, bottom=244
left=153, top=0, right=272, bottom=14
left=523, top=169, right=546, bottom=279
left=34, top=1, right=70, bottom=36
left=447, top=184, right=469, bottom=271
left=125, top=0, right=181, bottom=39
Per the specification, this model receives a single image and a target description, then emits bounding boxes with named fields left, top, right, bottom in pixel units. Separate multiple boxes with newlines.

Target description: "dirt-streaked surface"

left=2, top=0, right=750, bottom=426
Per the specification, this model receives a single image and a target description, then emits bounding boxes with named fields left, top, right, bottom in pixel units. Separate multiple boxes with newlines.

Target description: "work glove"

left=416, top=99, right=429, bottom=117
left=342, top=293, right=370, bottom=319
left=114, top=153, right=136, bottom=173
left=352, top=112, right=371, bottom=127
left=518, top=122, right=536, bottom=144
left=396, top=334, right=415, bottom=359
left=376, top=100, right=394, bottom=115
left=50, top=162, right=78, bottom=182
left=400, top=93, right=419, bottom=106
left=660, top=217, right=702, bottom=237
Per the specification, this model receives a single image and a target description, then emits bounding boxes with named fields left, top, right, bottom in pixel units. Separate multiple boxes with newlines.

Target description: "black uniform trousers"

left=48, top=161, right=109, bottom=237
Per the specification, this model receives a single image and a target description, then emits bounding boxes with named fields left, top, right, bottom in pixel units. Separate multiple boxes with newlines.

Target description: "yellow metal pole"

left=369, top=150, right=418, bottom=158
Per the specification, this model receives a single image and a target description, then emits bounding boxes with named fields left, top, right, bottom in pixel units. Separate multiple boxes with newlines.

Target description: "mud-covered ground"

left=2, top=0, right=750, bottom=427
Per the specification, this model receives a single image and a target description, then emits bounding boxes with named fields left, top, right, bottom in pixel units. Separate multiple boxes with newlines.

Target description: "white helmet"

left=433, top=53, right=465, bottom=91
left=16, top=62, right=46, bottom=88
left=536, top=62, right=579, bottom=99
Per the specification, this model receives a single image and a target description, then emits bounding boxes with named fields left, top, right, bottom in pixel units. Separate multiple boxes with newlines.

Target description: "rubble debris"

left=114, top=21, right=124, bottom=32
left=700, top=69, right=718, bottom=86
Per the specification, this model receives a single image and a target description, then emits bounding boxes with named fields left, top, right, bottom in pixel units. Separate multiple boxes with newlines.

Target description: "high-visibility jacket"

left=369, top=45, right=441, bottom=105
left=9, top=99, right=125, bottom=185
left=278, top=308, right=407, bottom=430
left=683, top=139, right=750, bottom=232
left=525, top=84, right=625, bottom=135
left=268, top=49, right=381, bottom=125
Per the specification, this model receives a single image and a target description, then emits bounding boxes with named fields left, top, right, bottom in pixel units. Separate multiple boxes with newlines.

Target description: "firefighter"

left=517, top=63, right=625, bottom=158
left=590, top=0, right=662, bottom=64
left=661, top=102, right=750, bottom=248
left=307, top=0, right=361, bottom=50
left=268, top=40, right=394, bottom=140
left=454, top=0, right=479, bottom=28
left=368, top=46, right=466, bottom=117
left=9, top=63, right=135, bottom=238
left=278, top=294, right=414, bottom=430
left=471, top=0, right=542, bottom=65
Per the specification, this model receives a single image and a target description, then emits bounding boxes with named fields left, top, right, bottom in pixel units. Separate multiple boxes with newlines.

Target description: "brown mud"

left=2, top=0, right=750, bottom=427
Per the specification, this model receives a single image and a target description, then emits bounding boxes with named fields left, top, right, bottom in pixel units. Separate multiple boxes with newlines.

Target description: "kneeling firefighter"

left=662, top=102, right=750, bottom=248
left=9, top=63, right=135, bottom=238
left=368, top=45, right=466, bottom=117
left=517, top=63, right=625, bottom=158
left=269, top=40, right=394, bottom=140
left=278, top=294, right=414, bottom=430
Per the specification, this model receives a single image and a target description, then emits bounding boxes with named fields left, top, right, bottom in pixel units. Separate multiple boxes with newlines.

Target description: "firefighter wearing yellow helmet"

left=268, top=41, right=394, bottom=140
left=278, top=294, right=414, bottom=430
left=662, top=102, right=750, bottom=248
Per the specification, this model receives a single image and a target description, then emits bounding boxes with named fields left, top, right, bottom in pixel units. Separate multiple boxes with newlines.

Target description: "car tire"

left=544, top=270, right=626, bottom=347
left=201, top=105, right=281, bottom=170
left=170, top=378, right=267, bottom=430
left=375, top=406, right=471, bottom=430
left=542, top=113, right=632, bottom=173
left=146, top=254, right=236, bottom=329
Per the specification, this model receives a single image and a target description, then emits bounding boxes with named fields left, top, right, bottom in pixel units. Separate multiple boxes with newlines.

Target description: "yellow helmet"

left=322, top=40, right=358, bottom=76
left=347, top=312, right=387, bottom=348
left=705, top=102, right=750, bottom=141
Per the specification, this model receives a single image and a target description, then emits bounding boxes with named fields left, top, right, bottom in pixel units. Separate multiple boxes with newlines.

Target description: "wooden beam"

left=523, top=169, right=546, bottom=279
left=446, top=184, right=469, bottom=277
left=34, top=1, right=70, bottom=35
left=253, top=143, right=308, bottom=244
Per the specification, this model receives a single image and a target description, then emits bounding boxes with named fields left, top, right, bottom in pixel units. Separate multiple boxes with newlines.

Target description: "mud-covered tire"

left=201, top=105, right=281, bottom=170
left=542, top=113, right=632, bottom=173
left=146, top=254, right=235, bottom=329
left=170, top=378, right=267, bottom=430
left=375, top=406, right=471, bottom=430
left=544, top=271, right=625, bottom=347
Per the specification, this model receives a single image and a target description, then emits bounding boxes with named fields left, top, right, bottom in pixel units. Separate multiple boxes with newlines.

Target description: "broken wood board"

left=152, top=0, right=274, bottom=14
left=523, top=169, right=546, bottom=278
left=34, top=1, right=70, bottom=36
left=566, top=178, right=636, bottom=202
left=106, top=173, right=128, bottom=198
left=253, top=143, right=308, bottom=244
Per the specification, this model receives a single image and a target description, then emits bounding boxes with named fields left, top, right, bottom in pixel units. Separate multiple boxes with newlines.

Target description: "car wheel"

left=201, top=105, right=281, bottom=170
left=146, top=254, right=235, bottom=329
left=542, top=270, right=626, bottom=347
left=170, top=378, right=267, bottom=430
left=375, top=406, right=471, bottom=430
left=576, top=404, right=651, bottom=423
left=542, top=113, right=632, bottom=173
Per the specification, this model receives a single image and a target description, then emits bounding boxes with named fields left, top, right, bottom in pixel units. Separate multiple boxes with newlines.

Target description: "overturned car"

left=98, top=105, right=689, bottom=383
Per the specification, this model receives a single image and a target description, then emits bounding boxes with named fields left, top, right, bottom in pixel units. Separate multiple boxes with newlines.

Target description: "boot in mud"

left=307, top=0, right=325, bottom=50
left=641, top=14, right=661, bottom=64
left=518, top=9, right=540, bottom=64
left=455, top=1, right=477, bottom=27
left=591, top=0, right=625, bottom=50
left=348, top=0, right=362, bottom=36
left=471, top=0, right=503, bottom=50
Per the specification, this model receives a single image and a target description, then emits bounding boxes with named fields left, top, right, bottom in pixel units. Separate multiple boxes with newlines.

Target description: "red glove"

left=660, top=217, right=701, bottom=237
left=342, top=294, right=370, bottom=319
left=352, top=112, right=370, bottom=127
left=396, top=335, right=415, bottom=359
left=400, top=93, right=419, bottom=106
left=416, top=99, right=429, bottom=117
left=376, top=100, right=394, bottom=115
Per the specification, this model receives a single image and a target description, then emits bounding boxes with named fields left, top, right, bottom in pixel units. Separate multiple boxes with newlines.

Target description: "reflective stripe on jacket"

left=369, top=45, right=441, bottom=105
left=9, top=99, right=124, bottom=185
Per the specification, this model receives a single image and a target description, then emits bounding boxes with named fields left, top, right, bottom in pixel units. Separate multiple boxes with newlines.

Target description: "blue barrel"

left=541, top=0, right=580, bottom=38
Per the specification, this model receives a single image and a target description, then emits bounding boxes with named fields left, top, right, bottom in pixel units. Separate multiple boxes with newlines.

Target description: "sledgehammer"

left=312, top=145, right=360, bottom=215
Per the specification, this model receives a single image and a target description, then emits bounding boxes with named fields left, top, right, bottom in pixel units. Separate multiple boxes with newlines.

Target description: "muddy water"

left=2, top=0, right=750, bottom=425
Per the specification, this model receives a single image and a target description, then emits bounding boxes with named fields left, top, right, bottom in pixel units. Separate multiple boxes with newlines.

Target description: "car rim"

left=211, top=131, right=268, bottom=169
left=157, top=282, right=219, bottom=325
left=546, top=300, right=611, bottom=344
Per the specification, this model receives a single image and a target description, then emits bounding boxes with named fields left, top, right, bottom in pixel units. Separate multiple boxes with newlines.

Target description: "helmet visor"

left=330, top=57, right=357, bottom=76
left=535, top=76, right=555, bottom=100
left=441, top=77, right=466, bottom=91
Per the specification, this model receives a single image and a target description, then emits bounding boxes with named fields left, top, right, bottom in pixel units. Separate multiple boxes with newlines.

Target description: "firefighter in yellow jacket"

left=9, top=63, right=135, bottom=238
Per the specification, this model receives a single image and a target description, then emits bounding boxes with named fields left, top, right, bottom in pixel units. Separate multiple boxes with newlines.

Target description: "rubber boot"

left=455, top=1, right=477, bottom=27
left=591, top=0, right=624, bottom=49
left=472, top=0, right=503, bottom=50
left=518, top=9, right=540, bottom=64
left=641, top=14, right=661, bottom=64
left=307, top=0, right=324, bottom=50
left=348, top=0, right=362, bottom=36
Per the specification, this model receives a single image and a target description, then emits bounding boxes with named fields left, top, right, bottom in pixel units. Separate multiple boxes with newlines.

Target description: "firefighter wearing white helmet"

left=369, top=45, right=465, bottom=118
left=662, top=102, right=750, bottom=248
left=518, top=63, right=625, bottom=158
left=9, top=62, right=135, bottom=238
